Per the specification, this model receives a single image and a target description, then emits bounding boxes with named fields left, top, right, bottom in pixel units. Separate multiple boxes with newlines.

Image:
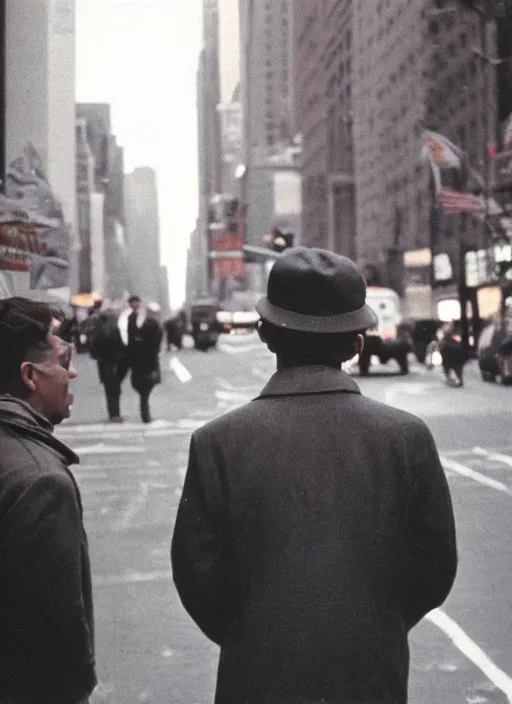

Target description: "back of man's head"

left=0, top=297, right=53, bottom=397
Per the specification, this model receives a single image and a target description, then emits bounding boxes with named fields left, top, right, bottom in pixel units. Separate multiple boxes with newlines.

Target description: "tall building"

left=292, top=0, right=354, bottom=256
left=240, top=0, right=293, bottom=154
left=293, top=0, right=502, bottom=317
left=76, top=103, right=129, bottom=299
left=187, top=0, right=224, bottom=305
left=1, top=0, right=78, bottom=300
left=124, top=167, right=163, bottom=306
left=239, top=0, right=301, bottom=270
left=217, top=84, right=243, bottom=193
left=75, top=116, right=95, bottom=294
left=202, top=0, right=223, bottom=198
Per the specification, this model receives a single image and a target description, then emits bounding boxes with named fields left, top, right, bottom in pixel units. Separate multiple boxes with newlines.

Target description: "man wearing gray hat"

left=172, top=247, right=457, bottom=704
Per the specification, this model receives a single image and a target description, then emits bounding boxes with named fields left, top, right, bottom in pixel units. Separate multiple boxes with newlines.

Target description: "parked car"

left=478, top=317, right=512, bottom=385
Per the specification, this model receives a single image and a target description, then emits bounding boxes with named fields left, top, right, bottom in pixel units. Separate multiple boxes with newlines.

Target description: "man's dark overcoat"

left=171, top=365, right=457, bottom=704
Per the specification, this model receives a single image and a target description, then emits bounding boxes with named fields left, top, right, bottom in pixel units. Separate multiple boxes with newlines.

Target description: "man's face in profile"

left=23, top=331, right=77, bottom=425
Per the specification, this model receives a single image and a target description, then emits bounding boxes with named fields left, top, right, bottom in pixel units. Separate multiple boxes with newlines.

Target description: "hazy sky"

left=76, top=0, right=203, bottom=307
left=218, top=0, right=240, bottom=103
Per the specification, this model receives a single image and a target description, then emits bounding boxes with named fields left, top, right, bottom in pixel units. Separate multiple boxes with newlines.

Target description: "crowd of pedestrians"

left=88, top=295, right=163, bottom=424
left=0, top=249, right=458, bottom=704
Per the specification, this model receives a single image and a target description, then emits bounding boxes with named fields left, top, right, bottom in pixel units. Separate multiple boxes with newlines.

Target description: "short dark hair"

left=0, top=298, right=53, bottom=394
left=259, top=319, right=361, bottom=364
left=128, top=295, right=141, bottom=304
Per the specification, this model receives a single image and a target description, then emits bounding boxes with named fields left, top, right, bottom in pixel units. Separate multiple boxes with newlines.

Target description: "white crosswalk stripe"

left=441, top=447, right=512, bottom=496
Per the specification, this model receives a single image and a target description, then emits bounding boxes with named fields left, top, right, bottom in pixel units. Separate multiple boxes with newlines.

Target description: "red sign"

left=211, top=232, right=244, bottom=251
left=0, top=224, right=42, bottom=271
left=212, top=257, right=246, bottom=279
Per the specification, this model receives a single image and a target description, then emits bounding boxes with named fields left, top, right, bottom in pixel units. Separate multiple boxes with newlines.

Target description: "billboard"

left=2, top=0, right=76, bottom=299
left=0, top=143, right=72, bottom=290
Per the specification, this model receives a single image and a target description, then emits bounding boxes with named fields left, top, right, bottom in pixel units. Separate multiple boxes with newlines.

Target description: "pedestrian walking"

left=117, top=294, right=142, bottom=384
left=89, top=301, right=126, bottom=422
left=440, top=321, right=470, bottom=387
left=130, top=302, right=163, bottom=423
left=0, top=297, right=96, bottom=704
left=172, top=247, right=457, bottom=704
left=163, top=311, right=184, bottom=351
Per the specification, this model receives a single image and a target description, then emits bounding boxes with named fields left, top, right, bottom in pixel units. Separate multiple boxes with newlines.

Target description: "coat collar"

left=256, top=365, right=361, bottom=399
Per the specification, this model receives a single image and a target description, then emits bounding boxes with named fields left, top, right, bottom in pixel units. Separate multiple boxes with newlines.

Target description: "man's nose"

left=68, top=364, right=78, bottom=380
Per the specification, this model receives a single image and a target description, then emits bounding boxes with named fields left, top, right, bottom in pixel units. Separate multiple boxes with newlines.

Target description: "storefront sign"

left=433, top=253, right=453, bottom=282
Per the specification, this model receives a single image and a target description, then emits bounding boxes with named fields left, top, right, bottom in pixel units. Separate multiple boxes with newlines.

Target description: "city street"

left=56, top=334, right=512, bottom=704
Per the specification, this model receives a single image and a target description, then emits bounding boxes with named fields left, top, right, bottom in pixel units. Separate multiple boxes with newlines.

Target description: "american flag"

left=437, top=189, right=485, bottom=215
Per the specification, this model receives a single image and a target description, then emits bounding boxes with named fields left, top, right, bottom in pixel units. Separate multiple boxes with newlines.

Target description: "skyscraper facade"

left=125, top=167, right=162, bottom=305
left=239, top=0, right=299, bottom=252
left=293, top=0, right=501, bottom=316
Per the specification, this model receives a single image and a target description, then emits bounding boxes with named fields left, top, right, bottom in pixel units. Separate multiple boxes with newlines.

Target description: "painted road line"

left=427, top=609, right=512, bottom=703
left=114, top=482, right=150, bottom=531
left=60, top=420, right=174, bottom=433
left=473, top=446, right=512, bottom=470
left=169, top=356, right=192, bottom=383
left=441, top=456, right=512, bottom=497
left=219, top=342, right=263, bottom=355
left=60, top=428, right=191, bottom=442
left=72, top=443, right=146, bottom=455
left=215, top=377, right=237, bottom=390
left=93, top=569, right=172, bottom=587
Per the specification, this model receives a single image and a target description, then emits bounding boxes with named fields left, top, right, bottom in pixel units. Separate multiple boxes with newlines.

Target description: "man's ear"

left=20, top=362, right=37, bottom=392
left=257, top=319, right=267, bottom=344
left=355, top=333, right=364, bottom=355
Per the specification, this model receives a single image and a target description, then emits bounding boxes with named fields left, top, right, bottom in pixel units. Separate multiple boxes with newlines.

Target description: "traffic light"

left=265, top=228, right=295, bottom=253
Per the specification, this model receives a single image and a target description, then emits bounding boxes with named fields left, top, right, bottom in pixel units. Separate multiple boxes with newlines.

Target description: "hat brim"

left=256, top=297, right=378, bottom=334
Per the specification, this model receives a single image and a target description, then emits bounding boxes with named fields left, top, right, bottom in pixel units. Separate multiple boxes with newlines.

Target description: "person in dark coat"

left=89, top=303, right=126, bottom=422
left=164, top=311, right=185, bottom=351
left=0, top=297, right=96, bottom=704
left=171, top=247, right=457, bottom=704
left=439, top=321, right=470, bottom=387
left=130, top=302, right=163, bottom=423
left=116, top=294, right=142, bottom=383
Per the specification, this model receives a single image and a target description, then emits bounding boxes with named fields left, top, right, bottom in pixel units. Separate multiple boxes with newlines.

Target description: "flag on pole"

left=437, top=189, right=485, bottom=214
left=425, top=129, right=462, bottom=193
left=424, top=129, right=488, bottom=215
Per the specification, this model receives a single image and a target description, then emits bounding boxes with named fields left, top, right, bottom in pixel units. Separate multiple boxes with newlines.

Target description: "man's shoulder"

left=192, top=392, right=430, bottom=443
left=0, top=427, right=71, bottom=481
left=355, top=393, right=429, bottom=431
left=191, top=401, right=258, bottom=441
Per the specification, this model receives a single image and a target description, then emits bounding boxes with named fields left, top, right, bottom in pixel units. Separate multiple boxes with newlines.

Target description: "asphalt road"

left=55, top=334, right=512, bottom=704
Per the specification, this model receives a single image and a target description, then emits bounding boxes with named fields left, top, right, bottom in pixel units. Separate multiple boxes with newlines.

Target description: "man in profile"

left=172, top=247, right=457, bottom=704
left=0, top=297, right=96, bottom=704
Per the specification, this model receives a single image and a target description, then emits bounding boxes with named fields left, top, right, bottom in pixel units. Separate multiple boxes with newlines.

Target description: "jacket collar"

left=256, top=365, right=361, bottom=399
left=0, top=394, right=79, bottom=466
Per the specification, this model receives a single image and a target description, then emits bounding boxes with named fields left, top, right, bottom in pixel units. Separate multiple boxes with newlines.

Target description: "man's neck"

left=276, top=356, right=342, bottom=371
